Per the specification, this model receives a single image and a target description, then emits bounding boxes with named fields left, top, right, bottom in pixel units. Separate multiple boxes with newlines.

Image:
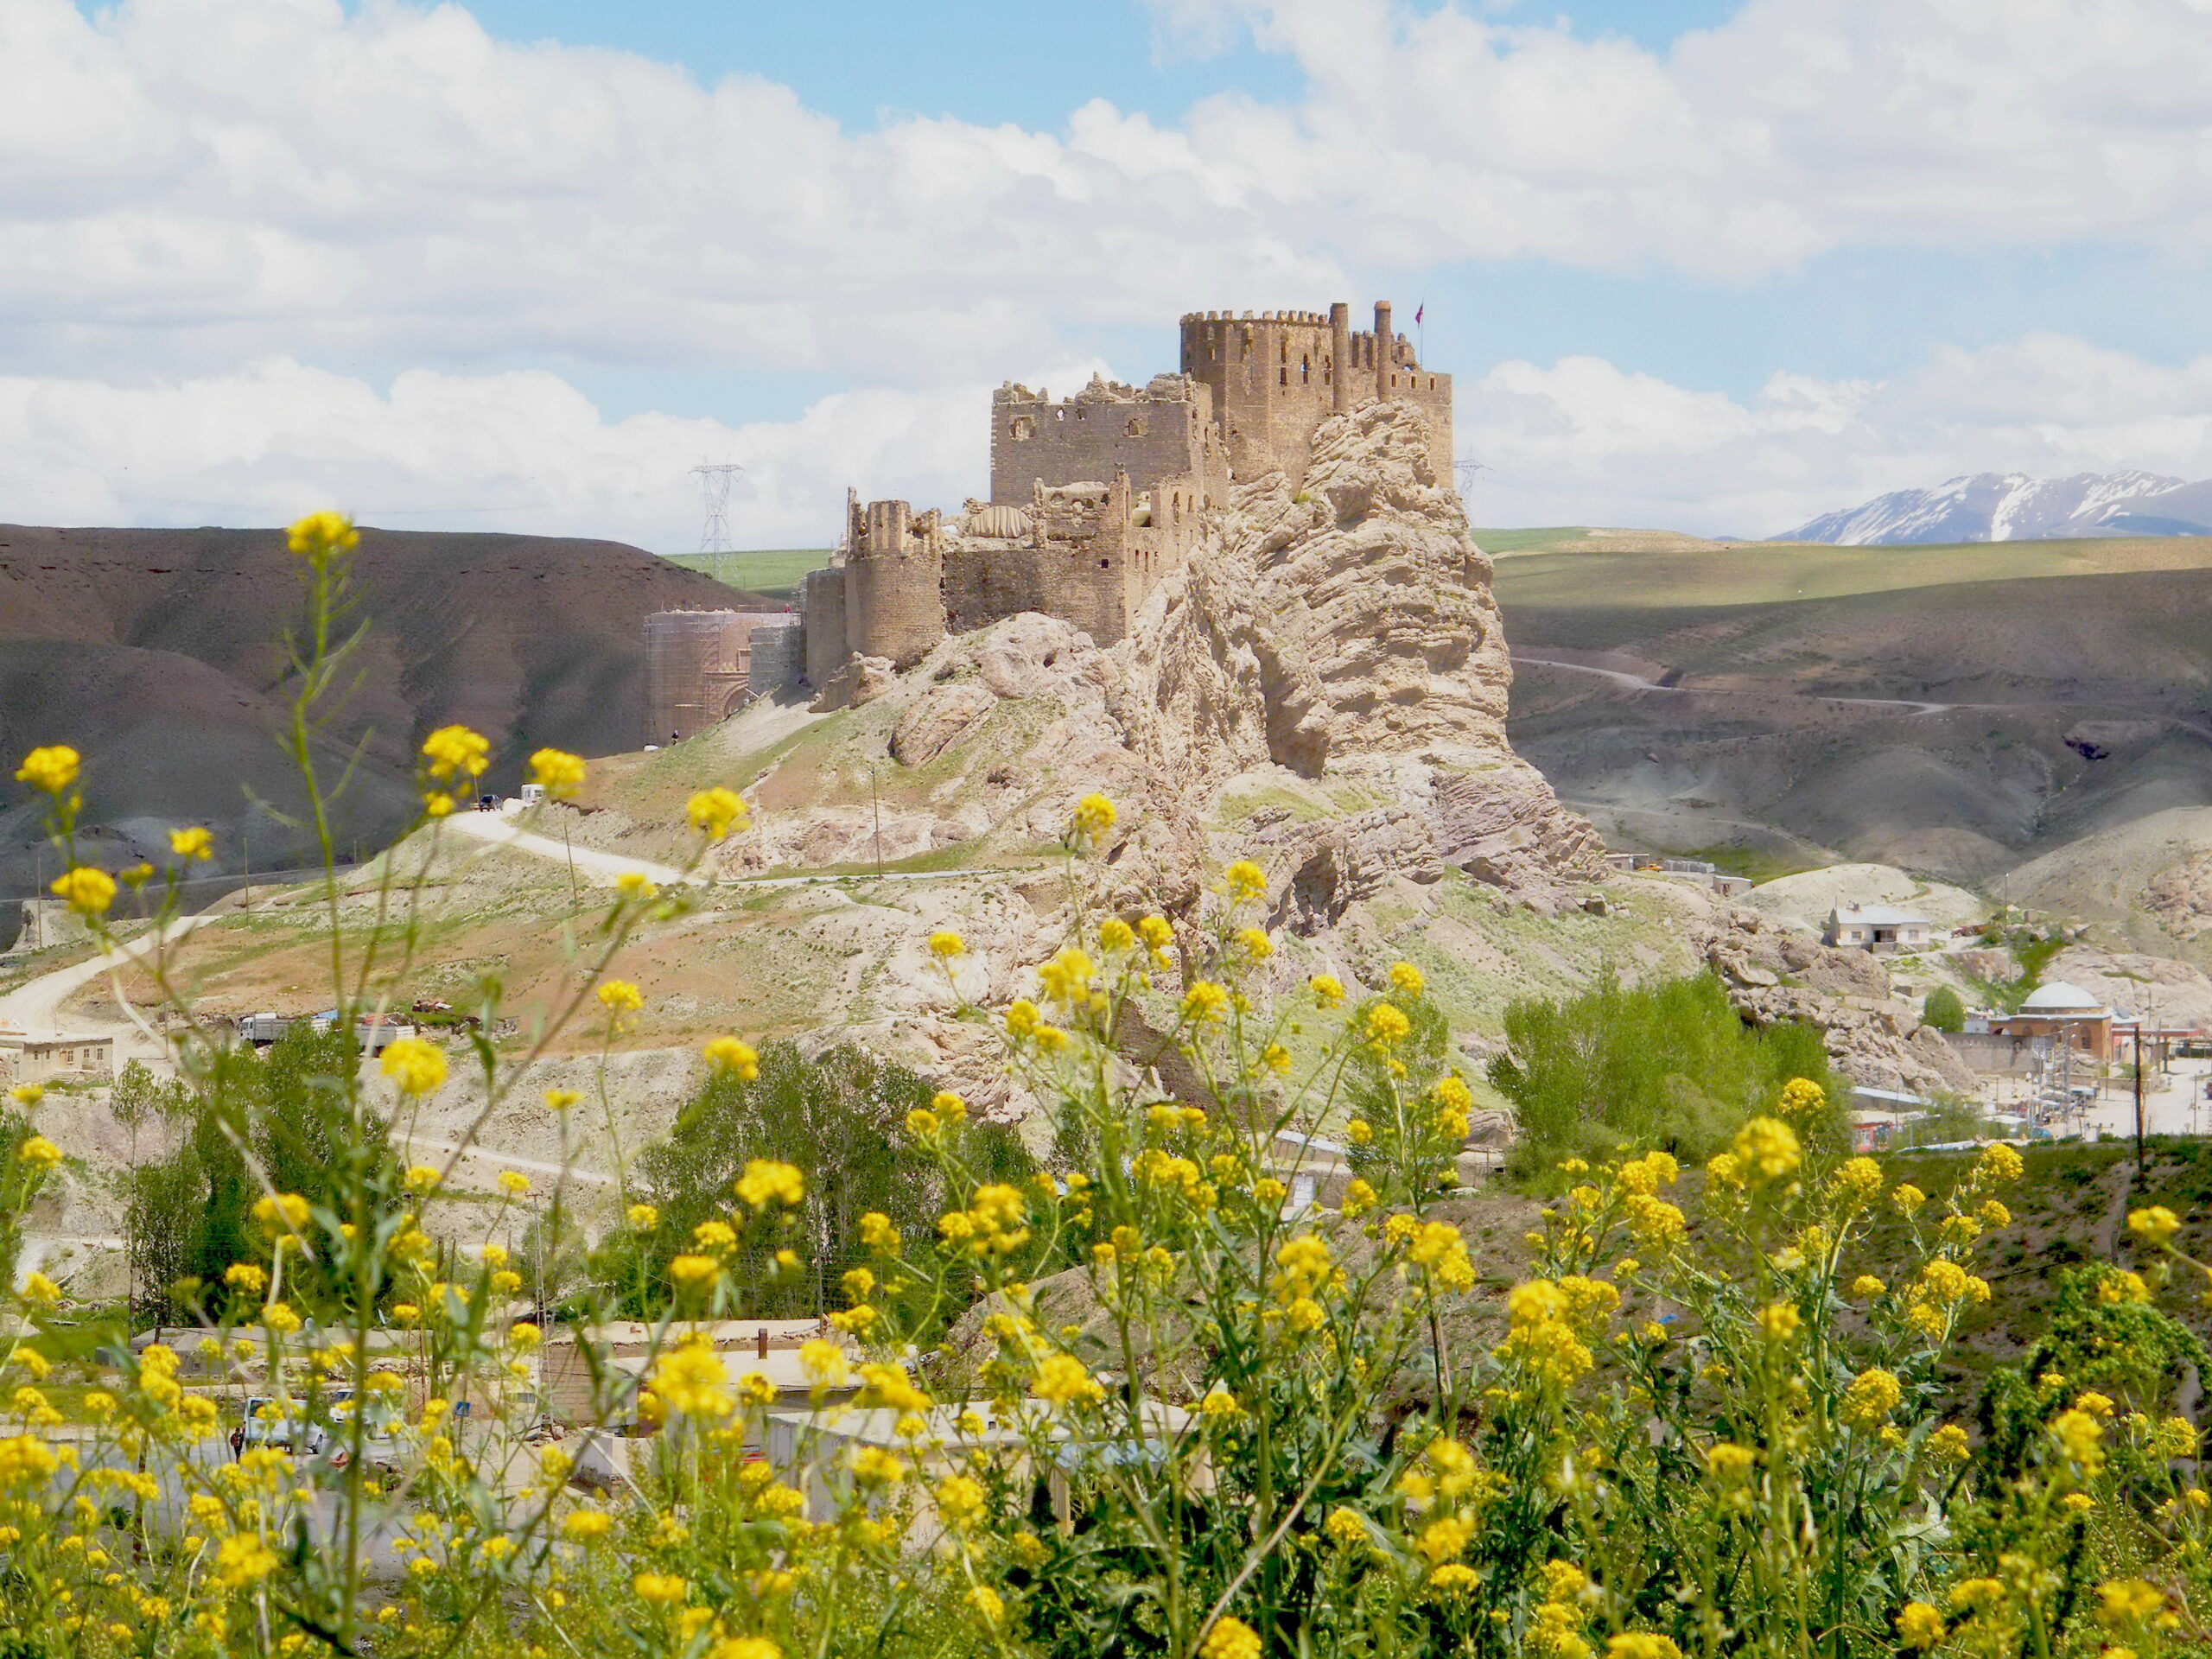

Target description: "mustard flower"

left=1895, top=1604, right=1944, bottom=1650
left=16, top=1135, right=61, bottom=1173
left=420, top=724, right=490, bottom=783
left=14, top=744, right=79, bottom=794
left=1184, top=980, right=1230, bottom=1022
left=1223, top=859, right=1267, bottom=900
left=285, top=511, right=359, bottom=561
left=168, top=825, right=213, bottom=861
left=382, top=1038, right=448, bottom=1097
left=49, top=867, right=114, bottom=917
left=1071, top=792, right=1117, bottom=842
left=736, top=1159, right=804, bottom=1209
left=687, top=785, right=749, bottom=841
left=597, top=979, right=643, bottom=1014
left=927, top=929, right=966, bottom=959
left=1032, top=1353, right=1106, bottom=1408
left=702, top=1036, right=759, bottom=1079
left=1389, top=960, right=1425, bottom=995
left=2128, top=1205, right=2181, bottom=1246
left=527, top=747, right=585, bottom=799
left=1199, top=1617, right=1261, bottom=1659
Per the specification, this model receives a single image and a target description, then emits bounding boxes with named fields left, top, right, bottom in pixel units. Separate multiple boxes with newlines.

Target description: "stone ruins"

left=802, top=302, right=1451, bottom=703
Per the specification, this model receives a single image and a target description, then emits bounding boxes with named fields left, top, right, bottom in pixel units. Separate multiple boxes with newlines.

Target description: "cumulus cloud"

left=0, top=359, right=1001, bottom=548
left=1456, top=334, right=2212, bottom=535
left=8, top=0, right=2212, bottom=394
left=9, top=335, right=2212, bottom=550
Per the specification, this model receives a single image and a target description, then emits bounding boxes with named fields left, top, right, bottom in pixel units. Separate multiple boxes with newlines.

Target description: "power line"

left=692, top=463, right=743, bottom=555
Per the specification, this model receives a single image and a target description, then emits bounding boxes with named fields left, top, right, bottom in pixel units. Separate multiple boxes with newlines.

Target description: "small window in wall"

left=1010, top=416, right=1033, bottom=442
left=1280, top=366, right=1288, bottom=385
left=1098, top=559, right=1110, bottom=569
left=1300, top=353, right=1309, bottom=384
left=1126, top=417, right=1142, bottom=436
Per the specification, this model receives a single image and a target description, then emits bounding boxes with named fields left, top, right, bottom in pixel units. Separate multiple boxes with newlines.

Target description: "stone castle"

left=802, top=301, right=1452, bottom=699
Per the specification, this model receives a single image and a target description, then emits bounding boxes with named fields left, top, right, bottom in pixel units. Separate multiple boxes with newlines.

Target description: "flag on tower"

left=1414, top=302, right=1425, bottom=327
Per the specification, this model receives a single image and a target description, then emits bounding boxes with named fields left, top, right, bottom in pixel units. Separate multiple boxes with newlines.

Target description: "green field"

left=1486, top=531, right=2212, bottom=610
left=664, top=548, right=834, bottom=602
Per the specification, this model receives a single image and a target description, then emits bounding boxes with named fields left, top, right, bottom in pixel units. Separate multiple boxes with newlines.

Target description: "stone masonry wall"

left=989, top=374, right=1229, bottom=507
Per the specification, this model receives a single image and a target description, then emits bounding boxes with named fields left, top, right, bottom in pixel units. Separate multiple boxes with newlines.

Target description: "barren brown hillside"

left=0, top=524, right=770, bottom=906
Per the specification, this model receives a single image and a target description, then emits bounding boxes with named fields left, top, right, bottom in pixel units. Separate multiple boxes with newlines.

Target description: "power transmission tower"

left=692, top=463, right=743, bottom=555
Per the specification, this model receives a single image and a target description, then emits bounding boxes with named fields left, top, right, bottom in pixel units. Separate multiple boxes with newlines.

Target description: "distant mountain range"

left=1782, top=471, right=2212, bottom=545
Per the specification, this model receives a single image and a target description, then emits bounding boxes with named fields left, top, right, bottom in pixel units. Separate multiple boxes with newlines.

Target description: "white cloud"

left=0, top=354, right=1130, bottom=549
left=8, top=334, right=2212, bottom=550
left=1459, top=334, right=2212, bottom=535
left=8, top=0, right=2212, bottom=397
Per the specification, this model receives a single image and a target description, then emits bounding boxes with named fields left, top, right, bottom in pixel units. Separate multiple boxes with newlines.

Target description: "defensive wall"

left=644, top=608, right=797, bottom=743
left=989, top=372, right=1230, bottom=508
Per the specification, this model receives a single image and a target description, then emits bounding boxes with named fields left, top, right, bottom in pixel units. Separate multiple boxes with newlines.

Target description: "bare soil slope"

left=1501, top=565, right=2212, bottom=885
left=0, top=524, right=760, bottom=901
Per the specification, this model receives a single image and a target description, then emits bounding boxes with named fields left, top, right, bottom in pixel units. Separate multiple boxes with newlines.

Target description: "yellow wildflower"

left=527, top=748, right=586, bottom=798
left=927, top=930, right=966, bottom=959
left=286, top=511, right=359, bottom=560
left=1199, top=1617, right=1261, bottom=1659
left=596, top=980, right=643, bottom=1014
left=50, top=867, right=115, bottom=917
left=1223, top=860, right=1267, bottom=900
left=736, top=1160, right=804, bottom=1209
left=1032, top=1353, right=1105, bottom=1409
left=1071, top=792, right=1117, bottom=842
left=1309, top=974, right=1344, bottom=1008
left=1730, top=1116, right=1801, bottom=1183
left=2128, top=1205, right=2182, bottom=1246
left=16, top=1136, right=62, bottom=1173
left=381, top=1039, right=448, bottom=1097
left=420, top=725, right=490, bottom=783
left=168, top=826, right=213, bottom=861
left=686, top=786, right=749, bottom=841
left=15, top=745, right=79, bottom=794
left=1389, top=960, right=1425, bottom=995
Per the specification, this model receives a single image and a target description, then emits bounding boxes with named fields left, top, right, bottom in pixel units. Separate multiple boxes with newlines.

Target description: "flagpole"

left=1416, top=300, right=1426, bottom=363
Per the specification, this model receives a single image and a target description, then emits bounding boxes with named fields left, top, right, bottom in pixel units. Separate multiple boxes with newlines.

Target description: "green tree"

left=123, top=1025, right=400, bottom=1324
left=1487, top=969, right=1835, bottom=1171
left=1922, top=984, right=1967, bottom=1033
left=607, top=1040, right=1035, bottom=1320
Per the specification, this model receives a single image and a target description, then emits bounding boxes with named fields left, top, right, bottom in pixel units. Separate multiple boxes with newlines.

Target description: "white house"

left=1822, top=905, right=1933, bottom=954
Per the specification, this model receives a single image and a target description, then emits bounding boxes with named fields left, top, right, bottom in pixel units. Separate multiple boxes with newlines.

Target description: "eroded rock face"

left=1112, top=402, right=1605, bottom=898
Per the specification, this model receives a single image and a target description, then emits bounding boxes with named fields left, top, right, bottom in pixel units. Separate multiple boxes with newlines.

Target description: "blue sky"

left=15, top=0, right=2212, bottom=543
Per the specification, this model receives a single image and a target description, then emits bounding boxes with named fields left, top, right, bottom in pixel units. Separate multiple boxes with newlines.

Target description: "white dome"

left=2020, top=980, right=2104, bottom=1014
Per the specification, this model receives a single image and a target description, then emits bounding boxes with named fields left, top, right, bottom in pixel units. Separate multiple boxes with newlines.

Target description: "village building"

left=1981, top=981, right=2116, bottom=1062
left=0, top=1027, right=113, bottom=1084
left=1822, top=904, right=1934, bottom=954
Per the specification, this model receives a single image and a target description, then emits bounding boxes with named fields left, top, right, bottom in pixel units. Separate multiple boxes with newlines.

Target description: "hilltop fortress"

left=802, top=302, right=1451, bottom=700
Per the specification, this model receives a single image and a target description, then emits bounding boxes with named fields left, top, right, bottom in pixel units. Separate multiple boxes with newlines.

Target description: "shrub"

left=1923, top=984, right=1967, bottom=1032
left=1487, top=969, right=1836, bottom=1170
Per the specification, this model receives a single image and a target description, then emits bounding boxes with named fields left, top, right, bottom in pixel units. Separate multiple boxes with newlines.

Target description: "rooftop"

left=2019, top=981, right=2108, bottom=1014
left=1829, top=905, right=1931, bottom=926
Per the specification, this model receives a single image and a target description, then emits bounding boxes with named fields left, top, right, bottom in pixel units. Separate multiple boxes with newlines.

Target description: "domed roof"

left=2020, top=980, right=2105, bottom=1014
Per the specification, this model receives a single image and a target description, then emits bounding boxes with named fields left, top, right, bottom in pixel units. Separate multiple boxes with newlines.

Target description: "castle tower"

left=1176, top=302, right=1452, bottom=484
left=843, top=494, right=946, bottom=669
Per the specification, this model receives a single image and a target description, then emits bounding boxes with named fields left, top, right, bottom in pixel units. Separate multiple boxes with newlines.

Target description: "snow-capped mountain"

left=1780, top=471, right=2212, bottom=544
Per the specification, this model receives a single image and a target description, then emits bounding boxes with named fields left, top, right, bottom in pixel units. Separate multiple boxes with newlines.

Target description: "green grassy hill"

left=1490, top=532, right=2212, bottom=610
left=664, top=549, right=834, bottom=603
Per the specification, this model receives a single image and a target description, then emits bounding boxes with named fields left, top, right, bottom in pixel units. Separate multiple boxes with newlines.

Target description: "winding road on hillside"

left=1511, top=655, right=1956, bottom=715
left=0, top=912, right=218, bottom=1038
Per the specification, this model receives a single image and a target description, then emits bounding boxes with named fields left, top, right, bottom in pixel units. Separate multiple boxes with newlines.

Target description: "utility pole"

left=870, top=767, right=883, bottom=879
left=2134, top=1033, right=2147, bottom=1175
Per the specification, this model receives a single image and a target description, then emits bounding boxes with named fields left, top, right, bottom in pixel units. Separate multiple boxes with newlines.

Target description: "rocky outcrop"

left=1700, top=903, right=1978, bottom=1096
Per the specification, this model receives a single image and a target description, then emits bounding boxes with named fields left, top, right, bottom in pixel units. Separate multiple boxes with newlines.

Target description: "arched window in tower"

left=1009, top=416, right=1034, bottom=442
left=1126, top=416, right=1143, bottom=437
left=1300, top=353, right=1310, bottom=384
